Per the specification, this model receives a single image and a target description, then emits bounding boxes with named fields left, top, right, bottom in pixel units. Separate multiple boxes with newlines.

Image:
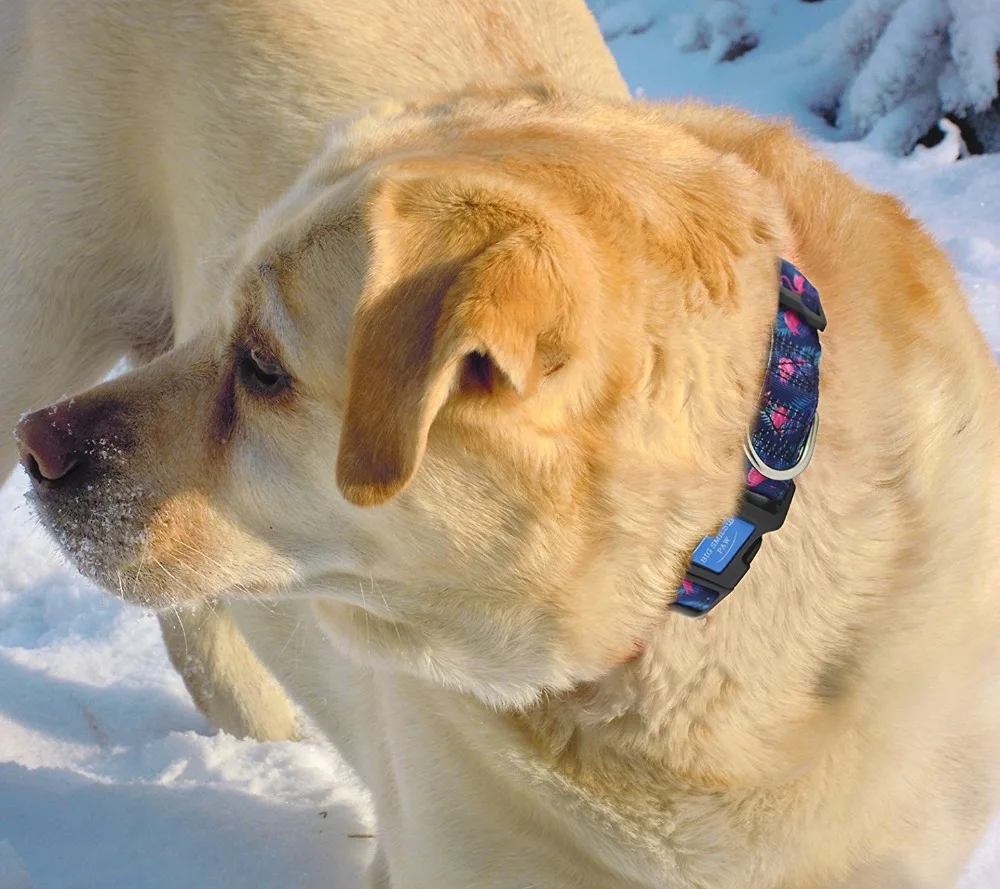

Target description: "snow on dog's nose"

left=16, top=405, right=84, bottom=484
left=15, top=397, right=130, bottom=490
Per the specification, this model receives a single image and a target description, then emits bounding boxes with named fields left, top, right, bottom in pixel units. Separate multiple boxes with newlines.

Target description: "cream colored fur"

left=8, top=4, right=1000, bottom=889
left=0, top=0, right=625, bottom=739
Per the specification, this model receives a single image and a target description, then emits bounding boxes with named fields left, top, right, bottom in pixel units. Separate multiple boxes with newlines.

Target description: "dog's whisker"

left=172, top=604, right=190, bottom=656
left=277, top=614, right=303, bottom=660
left=158, top=537, right=281, bottom=610
left=370, top=573, right=404, bottom=654
left=358, top=579, right=371, bottom=657
left=130, top=535, right=151, bottom=604
left=149, top=554, right=195, bottom=598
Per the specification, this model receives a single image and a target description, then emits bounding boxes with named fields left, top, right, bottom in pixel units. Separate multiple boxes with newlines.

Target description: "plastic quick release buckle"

left=669, top=483, right=796, bottom=618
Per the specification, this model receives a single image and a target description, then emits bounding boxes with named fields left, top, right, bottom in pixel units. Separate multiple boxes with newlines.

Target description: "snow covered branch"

left=823, top=0, right=1000, bottom=153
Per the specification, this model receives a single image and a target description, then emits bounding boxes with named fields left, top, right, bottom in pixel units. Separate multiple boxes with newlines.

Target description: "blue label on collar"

left=691, top=517, right=755, bottom=574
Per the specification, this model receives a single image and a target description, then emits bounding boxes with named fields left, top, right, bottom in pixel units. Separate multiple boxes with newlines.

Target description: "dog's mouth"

left=21, top=444, right=199, bottom=609
left=25, top=467, right=163, bottom=603
left=26, top=464, right=302, bottom=610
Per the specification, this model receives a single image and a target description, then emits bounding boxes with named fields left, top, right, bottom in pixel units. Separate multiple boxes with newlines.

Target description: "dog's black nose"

left=15, top=407, right=84, bottom=485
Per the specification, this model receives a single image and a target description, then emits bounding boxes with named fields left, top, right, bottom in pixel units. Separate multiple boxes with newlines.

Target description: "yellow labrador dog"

left=0, top=0, right=625, bottom=741
left=8, top=4, right=1000, bottom=889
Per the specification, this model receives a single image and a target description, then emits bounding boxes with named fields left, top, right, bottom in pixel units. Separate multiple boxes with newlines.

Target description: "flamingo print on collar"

left=672, top=260, right=826, bottom=617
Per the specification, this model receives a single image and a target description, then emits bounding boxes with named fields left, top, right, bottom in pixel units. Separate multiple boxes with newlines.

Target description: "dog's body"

left=5, top=3, right=1000, bottom=888
left=216, top=101, right=1000, bottom=889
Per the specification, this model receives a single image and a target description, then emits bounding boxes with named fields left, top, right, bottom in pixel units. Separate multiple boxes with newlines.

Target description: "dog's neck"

left=509, top=260, right=835, bottom=789
left=513, top=602, right=854, bottom=795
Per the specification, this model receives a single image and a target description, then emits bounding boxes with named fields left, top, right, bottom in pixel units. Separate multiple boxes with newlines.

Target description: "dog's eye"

left=238, top=348, right=290, bottom=396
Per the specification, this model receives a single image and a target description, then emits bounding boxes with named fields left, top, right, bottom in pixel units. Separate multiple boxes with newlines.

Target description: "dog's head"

left=16, top=90, right=788, bottom=706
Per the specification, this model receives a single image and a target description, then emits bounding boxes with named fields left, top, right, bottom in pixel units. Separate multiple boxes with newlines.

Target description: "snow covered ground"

left=2, top=4, right=999, bottom=887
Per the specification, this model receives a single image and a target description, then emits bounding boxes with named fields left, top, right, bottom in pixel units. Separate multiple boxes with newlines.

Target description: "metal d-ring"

left=743, top=414, right=820, bottom=482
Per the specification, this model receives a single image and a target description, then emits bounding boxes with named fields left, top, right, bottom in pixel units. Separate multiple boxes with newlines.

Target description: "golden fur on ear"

left=335, top=166, right=583, bottom=507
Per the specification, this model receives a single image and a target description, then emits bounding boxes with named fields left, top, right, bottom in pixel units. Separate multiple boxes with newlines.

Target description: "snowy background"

left=2, top=2, right=1000, bottom=887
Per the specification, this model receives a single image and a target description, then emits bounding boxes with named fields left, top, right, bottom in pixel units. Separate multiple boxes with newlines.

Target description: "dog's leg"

left=0, top=221, right=162, bottom=480
left=0, top=240, right=151, bottom=479
left=0, top=67, right=176, bottom=477
left=159, top=605, right=301, bottom=741
left=142, top=389, right=300, bottom=741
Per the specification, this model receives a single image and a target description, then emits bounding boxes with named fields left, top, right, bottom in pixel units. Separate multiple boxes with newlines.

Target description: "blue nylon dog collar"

left=671, top=260, right=826, bottom=617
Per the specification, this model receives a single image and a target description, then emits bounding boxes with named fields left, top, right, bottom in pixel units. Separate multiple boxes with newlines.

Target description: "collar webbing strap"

left=671, top=260, right=826, bottom=617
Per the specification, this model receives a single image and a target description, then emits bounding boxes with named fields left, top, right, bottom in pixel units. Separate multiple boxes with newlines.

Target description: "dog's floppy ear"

left=335, top=167, right=577, bottom=507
